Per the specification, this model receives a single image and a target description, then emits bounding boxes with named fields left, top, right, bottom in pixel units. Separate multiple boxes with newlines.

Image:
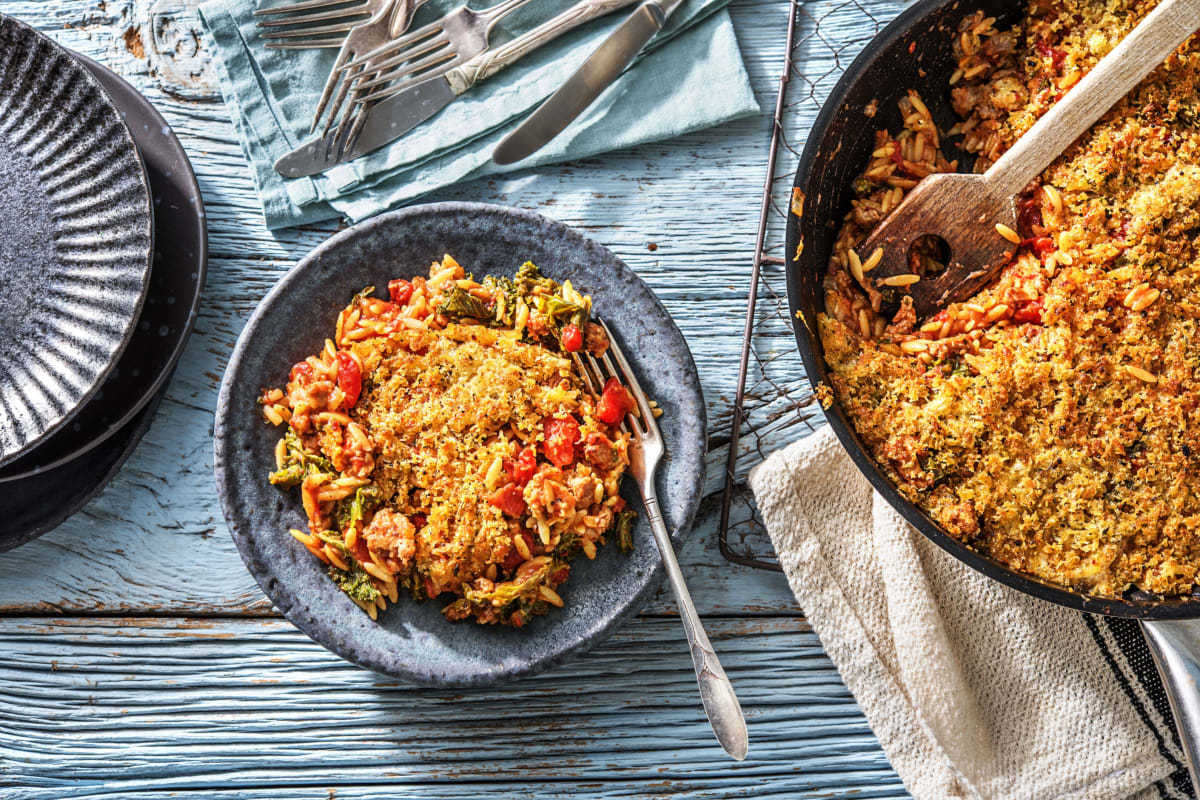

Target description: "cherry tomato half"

left=1013, top=298, right=1044, bottom=325
left=543, top=416, right=580, bottom=467
left=335, top=351, right=362, bottom=408
left=290, top=361, right=314, bottom=382
left=488, top=483, right=527, bottom=517
left=505, top=446, right=537, bottom=486
left=560, top=323, right=583, bottom=353
left=596, top=377, right=635, bottom=425
left=388, top=279, right=414, bottom=305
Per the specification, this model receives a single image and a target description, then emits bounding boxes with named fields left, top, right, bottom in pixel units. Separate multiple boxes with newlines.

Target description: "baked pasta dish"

left=259, top=256, right=640, bottom=627
left=817, top=0, right=1200, bottom=597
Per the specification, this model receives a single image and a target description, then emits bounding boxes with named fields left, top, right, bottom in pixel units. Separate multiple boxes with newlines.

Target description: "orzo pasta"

left=260, top=255, right=638, bottom=627
left=817, top=0, right=1200, bottom=596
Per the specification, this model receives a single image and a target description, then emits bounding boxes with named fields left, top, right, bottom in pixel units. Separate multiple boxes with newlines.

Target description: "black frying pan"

left=783, top=0, right=1200, bottom=780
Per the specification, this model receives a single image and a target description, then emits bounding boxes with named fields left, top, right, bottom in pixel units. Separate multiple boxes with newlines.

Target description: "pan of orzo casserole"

left=214, top=202, right=705, bottom=687
left=787, top=0, right=1200, bottom=776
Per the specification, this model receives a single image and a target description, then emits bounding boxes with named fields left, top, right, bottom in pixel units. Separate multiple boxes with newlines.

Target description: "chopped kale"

left=268, top=462, right=304, bottom=489
left=328, top=563, right=381, bottom=604
left=351, top=285, right=378, bottom=306
left=313, top=529, right=349, bottom=556
left=482, top=275, right=518, bottom=325
left=438, top=286, right=490, bottom=320
left=513, top=261, right=555, bottom=296
left=462, top=562, right=550, bottom=607
left=335, top=485, right=382, bottom=531
left=613, top=509, right=636, bottom=553
left=852, top=177, right=881, bottom=195
left=269, top=429, right=334, bottom=488
left=539, top=294, right=589, bottom=334
left=555, top=531, right=582, bottom=557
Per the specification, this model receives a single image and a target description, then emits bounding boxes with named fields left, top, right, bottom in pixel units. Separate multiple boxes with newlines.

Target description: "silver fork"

left=317, top=0, right=533, bottom=159
left=573, top=320, right=749, bottom=761
left=254, top=0, right=402, bottom=49
left=334, top=0, right=526, bottom=105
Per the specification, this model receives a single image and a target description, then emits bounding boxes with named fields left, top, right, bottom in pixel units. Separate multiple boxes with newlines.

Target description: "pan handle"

left=1141, top=619, right=1200, bottom=788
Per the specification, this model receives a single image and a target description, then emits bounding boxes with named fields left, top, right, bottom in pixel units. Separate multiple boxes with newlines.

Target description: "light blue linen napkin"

left=197, top=0, right=759, bottom=230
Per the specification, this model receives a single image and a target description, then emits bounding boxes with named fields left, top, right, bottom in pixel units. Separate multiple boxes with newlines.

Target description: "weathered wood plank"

left=0, top=616, right=905, bottom=798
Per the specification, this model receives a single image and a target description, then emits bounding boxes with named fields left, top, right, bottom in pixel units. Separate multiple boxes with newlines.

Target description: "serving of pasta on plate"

left=259, top=255, right=643, bottom=627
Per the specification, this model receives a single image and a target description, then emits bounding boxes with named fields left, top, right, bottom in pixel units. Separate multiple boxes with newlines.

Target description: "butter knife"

left=275, top=0, right=641, bottom=178
left=492, top=0, right=684, bottom=164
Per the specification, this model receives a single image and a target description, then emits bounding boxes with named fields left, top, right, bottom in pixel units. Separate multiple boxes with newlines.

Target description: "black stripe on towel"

left=1100, top=617, right=1194, bottom=799
left=1083, top=615, right=1193, bottom=799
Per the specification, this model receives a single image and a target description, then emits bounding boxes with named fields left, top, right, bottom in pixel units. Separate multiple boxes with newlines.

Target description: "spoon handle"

left=987, top=0, right=1200, bottom=198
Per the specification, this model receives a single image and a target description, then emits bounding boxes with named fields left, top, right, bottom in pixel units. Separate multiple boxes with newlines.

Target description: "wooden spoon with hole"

left=857, top=0, right=1200, bottom=318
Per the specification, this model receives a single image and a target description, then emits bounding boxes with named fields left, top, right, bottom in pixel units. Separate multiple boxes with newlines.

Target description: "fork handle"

left=642, top=492, right=749, bottom=761
left=443, top=0, right=641, bottom=93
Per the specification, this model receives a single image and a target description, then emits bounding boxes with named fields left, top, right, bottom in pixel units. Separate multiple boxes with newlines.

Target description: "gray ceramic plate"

left=214, top=203, right=706, bottom=687
left=0, top=14, right=153, bottom=465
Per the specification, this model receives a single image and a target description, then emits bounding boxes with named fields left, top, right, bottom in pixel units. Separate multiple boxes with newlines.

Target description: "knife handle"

left=444, top=0, right=642, bottom=93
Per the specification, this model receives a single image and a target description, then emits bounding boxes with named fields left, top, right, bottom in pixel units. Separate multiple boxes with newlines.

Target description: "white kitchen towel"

left=749, top=426, right=1193, bottom=800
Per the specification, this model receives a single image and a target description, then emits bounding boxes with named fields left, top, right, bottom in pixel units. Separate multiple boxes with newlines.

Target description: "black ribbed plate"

left=0, top=50, right=206, bottom=482
left=0, top=14, right=152, bottom=466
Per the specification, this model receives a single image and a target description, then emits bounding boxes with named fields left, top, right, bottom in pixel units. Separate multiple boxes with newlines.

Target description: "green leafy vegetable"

left=852, top=177, right=881, bottom=196
left=438, top=286, right=490, bottom=320
left=481, top=275, right=518, bottom=326
left=269, top=462, right=304, bottom=489
left=329, top=563, right=381, bottom=604
left=513, top=261, right=556, bottom=296
left=555, top=531, right=581, bottom=557
left=313, top=529, right=349, bottom=556
left=269, top=429, right=334, bottom=488
left=614, top=510, right=636, bottom=553
left=462, top=562, right=550, bottom=608
left=335, top=485, right=382, bottom=531
left=351, top=285, right=378, bottom=306
left=539, top=294, right=589, bottom=334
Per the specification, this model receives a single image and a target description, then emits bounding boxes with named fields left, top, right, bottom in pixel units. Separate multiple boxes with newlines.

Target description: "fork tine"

left=338, top=19, right=445, bottom=71
left=253, top=0, right=363, bottom=17
left=330, top=94, right=362, bottom=159
left=598, top=319, right=659, bottom=436
left=338, top=104, right=373, bottom=157
left=570, top=353, right=601, bottom=395
left=319, top=57, right=363, bottom=137
left=266, top=37, right=347, bottom=48
left=352, top=43, right=454, bottom=93
left=260, top=20, right=361, bottom=39
left=310, top=45, right=353, bottom=133
left=255, top=6, right=368, bottom=27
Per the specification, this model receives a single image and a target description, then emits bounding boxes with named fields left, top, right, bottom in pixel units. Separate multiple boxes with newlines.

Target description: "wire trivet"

left=717, top=0, right=888, bottom=571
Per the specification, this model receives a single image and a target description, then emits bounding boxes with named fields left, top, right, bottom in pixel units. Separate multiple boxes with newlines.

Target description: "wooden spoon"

left=857, top=0, right=1200, bottom=318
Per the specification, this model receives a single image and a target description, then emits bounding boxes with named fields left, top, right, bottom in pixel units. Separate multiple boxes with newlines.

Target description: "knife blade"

left=491, top=0, right=683, bottom=165
left=275, top=76, right=456, bottom=178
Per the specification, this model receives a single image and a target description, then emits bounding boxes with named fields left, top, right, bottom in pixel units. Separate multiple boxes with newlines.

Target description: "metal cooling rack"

left=717, top=0, right=888, bottom=571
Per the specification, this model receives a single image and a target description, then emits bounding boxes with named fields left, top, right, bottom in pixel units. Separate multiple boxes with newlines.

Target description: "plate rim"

left=213, top=201, right=708, bottom=686
left=0, top=13, right=155, bottom=466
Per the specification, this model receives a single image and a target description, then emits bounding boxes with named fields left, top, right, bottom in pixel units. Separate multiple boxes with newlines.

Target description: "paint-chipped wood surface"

left=0, top=0, right=908, bottom=795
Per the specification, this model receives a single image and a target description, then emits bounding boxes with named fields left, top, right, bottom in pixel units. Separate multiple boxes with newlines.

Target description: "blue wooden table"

left=0, top=0, right=910, bottom=796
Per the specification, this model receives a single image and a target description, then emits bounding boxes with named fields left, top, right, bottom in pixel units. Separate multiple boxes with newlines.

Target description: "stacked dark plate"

left=0, top=14, right=206, bottom=551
